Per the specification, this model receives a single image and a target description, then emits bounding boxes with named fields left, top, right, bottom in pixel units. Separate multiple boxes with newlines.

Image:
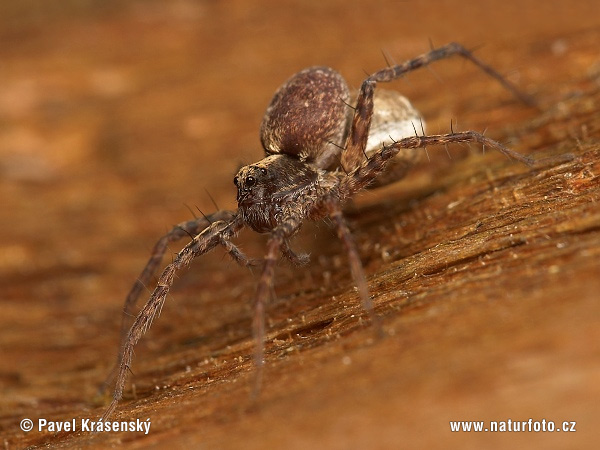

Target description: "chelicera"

left=101, top=42, right=547, bottom=420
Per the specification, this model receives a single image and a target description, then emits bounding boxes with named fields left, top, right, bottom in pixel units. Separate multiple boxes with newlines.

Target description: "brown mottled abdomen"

left=260, top=67, right=350, bottom=169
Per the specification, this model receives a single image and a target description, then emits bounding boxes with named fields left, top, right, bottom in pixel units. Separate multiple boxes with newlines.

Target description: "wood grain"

left=1, top=1, right=599, bottom=448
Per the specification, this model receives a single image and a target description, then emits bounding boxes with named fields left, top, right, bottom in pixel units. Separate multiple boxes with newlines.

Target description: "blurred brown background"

left=1, top=0, right=599, bottom=448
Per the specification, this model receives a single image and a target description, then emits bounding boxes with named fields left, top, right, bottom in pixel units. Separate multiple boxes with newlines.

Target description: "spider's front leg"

left=251, top=215, right=303, bottom=395
left=100, top=210, right=236, bottom=386
left=99, top=211, right=239, bottom=395
left=102, top=214, right=249, bottom=421
left=120, top=210, right=238, bottom=326
left=250, top=201, right=385, bottom=398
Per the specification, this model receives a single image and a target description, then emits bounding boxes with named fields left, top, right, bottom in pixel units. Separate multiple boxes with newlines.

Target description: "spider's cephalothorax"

left=234, top=154, right=335, bottom=234
left=101, top=42, right=541, bottom=420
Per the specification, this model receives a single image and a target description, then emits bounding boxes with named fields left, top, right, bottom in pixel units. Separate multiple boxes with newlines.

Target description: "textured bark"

left=1, top=2, right=599, bottom=449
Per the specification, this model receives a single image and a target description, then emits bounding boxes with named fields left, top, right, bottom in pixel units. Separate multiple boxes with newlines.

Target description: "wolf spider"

left=101, top=42, right=548, bottom=420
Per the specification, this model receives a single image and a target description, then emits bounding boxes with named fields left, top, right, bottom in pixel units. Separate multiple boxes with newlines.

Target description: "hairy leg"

left=342, top=130, right=573, bottom=197
left=99, top=211, right=239, bottom=394
left=251, top=216, right=303, bottom=397
left=120, top=210, right=238, bottom=340
left=327, top=199, right=383, bottom=335
left=342, top=42, right=535, bottom=173
left=102, top=215, right=246, bottom=420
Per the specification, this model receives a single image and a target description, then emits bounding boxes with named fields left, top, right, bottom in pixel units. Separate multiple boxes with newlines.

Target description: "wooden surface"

left=1, top=1, right=599, bottom=448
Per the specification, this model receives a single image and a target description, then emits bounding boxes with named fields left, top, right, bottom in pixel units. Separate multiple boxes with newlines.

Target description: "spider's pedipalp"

left=219, top=235, right=262, bottom=267
left=281, top=240, right=311, bottom=266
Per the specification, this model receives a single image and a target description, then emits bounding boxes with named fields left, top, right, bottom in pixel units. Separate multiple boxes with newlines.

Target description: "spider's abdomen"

left=260, top=67, right=350, bottom=170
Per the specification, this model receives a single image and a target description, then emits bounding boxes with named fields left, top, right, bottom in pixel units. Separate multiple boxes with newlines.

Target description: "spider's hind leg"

left=341, top=42, right=536, bottom=174
left=342, top=129, right=540, bottom=197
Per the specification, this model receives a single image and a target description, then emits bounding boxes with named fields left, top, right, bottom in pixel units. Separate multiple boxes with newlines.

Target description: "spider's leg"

left=252, top=216, right=303, bottom=397
left=341, top=75, right=376, bottom=173
left=342, top=42, right=535, bottom=173
left=327, top=199, right=383, bottom=335
left=368, top=43, right=535, bottom=106
left=99, top=210, right=238, bottom=394
left=120, top=210, right=238, bottom=340
left=101, top=215, right=245, bottom=421
left=341, top=130, right=571, bottom=197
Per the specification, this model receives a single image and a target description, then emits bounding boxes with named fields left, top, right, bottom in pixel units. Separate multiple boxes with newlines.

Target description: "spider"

left=101, top=42, right=548, bottom=420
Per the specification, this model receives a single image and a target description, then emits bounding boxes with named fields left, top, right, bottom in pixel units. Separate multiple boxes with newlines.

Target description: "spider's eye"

left=233, top=176, right=238, bottom=186
left=246, top=176, right=256, bottom=187
left=260, top=168, right=267, bottom=175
